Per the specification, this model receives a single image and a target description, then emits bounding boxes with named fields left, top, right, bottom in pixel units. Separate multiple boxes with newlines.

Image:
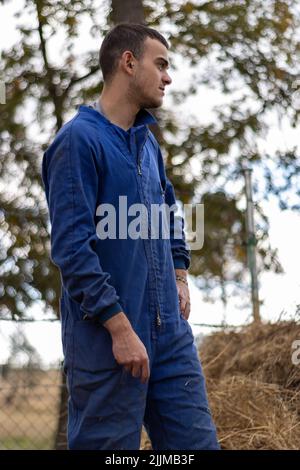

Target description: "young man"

left=42, top=23, right=219, bottom=450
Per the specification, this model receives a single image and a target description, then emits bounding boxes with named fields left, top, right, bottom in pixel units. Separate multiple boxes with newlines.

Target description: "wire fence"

left=0, top=363, right=63, bottom=450
left=0, top=316, right=66, bottom=450
left=0, top=316, right=244, bottom=328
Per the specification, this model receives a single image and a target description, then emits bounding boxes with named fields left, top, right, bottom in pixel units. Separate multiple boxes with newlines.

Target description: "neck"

left=99, top=82, right=140, bottom=131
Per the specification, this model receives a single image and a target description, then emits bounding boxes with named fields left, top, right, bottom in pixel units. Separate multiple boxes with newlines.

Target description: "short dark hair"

left=99, top=23, right=169, bottom=82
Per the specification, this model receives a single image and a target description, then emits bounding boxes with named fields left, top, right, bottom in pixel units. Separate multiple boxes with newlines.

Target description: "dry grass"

left=200, top=320, right=300, bottom=449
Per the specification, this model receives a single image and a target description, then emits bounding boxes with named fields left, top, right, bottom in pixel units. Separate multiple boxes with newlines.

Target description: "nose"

left=163, top=71, right=172, bottom=86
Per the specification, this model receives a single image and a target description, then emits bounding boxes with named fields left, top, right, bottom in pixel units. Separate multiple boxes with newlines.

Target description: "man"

left=42, top=23, right=219, bottom=450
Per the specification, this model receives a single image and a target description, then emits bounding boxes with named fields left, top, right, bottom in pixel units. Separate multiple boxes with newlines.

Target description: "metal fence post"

left=243, top=167, right=261, bottom=323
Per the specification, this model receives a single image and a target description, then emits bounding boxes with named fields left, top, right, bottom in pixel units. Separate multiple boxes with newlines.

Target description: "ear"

left=121, top=50, right=136, bottom=74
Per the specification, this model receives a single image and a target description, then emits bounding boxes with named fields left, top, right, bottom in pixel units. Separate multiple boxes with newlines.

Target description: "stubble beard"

left=129, top=76, right=162, bottom=110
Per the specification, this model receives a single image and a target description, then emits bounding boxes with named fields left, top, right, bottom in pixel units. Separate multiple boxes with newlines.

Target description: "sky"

left=1, top=1, right=300, bottom=367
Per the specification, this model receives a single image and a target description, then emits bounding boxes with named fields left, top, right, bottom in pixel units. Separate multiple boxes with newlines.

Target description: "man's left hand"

left=175, top=269, right=191, bottom=320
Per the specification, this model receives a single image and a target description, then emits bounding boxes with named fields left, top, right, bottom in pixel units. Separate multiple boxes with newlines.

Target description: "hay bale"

left=200, top=321, right=300, bottom=449
left=206, top=376, right=300, bottom=449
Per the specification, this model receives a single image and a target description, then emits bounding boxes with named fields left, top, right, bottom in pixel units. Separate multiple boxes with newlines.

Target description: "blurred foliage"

left=1, top=0, right=299, bottom=318
left=146, top=0, right=298, bottom=301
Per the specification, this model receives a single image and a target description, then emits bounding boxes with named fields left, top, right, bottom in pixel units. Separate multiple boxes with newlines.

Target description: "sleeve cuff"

left=173, top=257, right=189, bottom=270
left=99, top=302, right=123, bottom=324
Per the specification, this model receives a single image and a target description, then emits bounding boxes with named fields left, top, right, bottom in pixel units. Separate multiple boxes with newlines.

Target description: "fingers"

left=179, top=295, right=191, bottom=319
left=124, top=358, right=150, bottom=384
left=177, top=282, right=191, bottom=319
left=183, top=300, right=191, bottom=320
left=141, top=359, right=150, bottom=384
left=131, top=362, right=142, bottom=378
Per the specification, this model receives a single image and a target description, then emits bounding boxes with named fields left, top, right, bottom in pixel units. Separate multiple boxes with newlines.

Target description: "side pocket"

left=69, top=320, right=122, bottom=412
left=72, top=320, right=118, bottom=372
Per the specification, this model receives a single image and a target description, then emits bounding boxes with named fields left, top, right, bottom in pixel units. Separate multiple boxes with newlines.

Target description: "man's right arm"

left=42, top=121, right=121, bottom=323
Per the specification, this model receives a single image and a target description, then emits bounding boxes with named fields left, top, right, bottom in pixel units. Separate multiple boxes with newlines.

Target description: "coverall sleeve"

left=42, top=121, right=123, bottom=323
left=155, top=141, right=191, bottom=271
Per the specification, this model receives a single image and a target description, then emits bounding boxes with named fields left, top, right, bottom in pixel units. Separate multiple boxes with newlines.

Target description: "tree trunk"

left=111, top=0, right=163, bottom=142
left=110, top=0, right=145, bottom=24
left=54, top=368, right=69, bottom=449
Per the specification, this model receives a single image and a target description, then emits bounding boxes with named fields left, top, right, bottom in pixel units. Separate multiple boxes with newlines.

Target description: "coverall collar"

left=79, top=104, right=157, bottom=131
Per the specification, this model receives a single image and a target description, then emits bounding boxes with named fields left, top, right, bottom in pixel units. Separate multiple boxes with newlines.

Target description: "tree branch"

left=62, top=66, right=99, bottom=97
left=34, top=0, right=63, bottom=130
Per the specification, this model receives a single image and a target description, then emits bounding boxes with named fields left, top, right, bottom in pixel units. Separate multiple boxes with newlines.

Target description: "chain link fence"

left=0, top=363, right=64, bottom=449
left=0, top=318, right=65, bottom=450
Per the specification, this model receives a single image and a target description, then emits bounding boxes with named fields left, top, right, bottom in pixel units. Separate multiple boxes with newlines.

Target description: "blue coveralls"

left=42, top=105, right=219, bottom=450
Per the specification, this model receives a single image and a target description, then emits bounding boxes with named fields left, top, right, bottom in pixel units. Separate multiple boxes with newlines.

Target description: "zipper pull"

left=156, top=308, right=162, bottom=327
left=138, top=162, right=142, bottom=175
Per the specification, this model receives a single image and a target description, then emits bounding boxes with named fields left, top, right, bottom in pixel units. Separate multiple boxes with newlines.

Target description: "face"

left=127, top=37, right=172, bottom=109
